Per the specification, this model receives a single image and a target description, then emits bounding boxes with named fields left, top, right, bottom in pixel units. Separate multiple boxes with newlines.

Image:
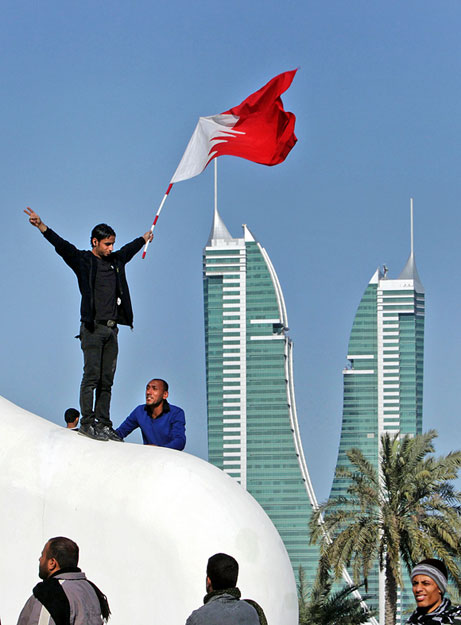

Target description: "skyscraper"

left=203, top=206, right=319, bottom=582
left=330, top=214, right=425, bottom=621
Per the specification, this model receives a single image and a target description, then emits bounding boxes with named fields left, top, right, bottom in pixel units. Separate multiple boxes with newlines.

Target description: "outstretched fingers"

left=24, top=206, right=42, bottom=228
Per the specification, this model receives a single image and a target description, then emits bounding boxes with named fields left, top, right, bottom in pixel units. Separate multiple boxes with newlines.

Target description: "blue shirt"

left=115, top=402, right=186, bottom=449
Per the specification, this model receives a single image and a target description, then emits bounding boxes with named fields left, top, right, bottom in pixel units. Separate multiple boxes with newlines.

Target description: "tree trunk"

left=385, top=555, right=398, bottom=625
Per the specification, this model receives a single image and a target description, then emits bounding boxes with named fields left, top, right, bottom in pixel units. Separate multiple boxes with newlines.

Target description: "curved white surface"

left=0, top=396, right=298, bottom=625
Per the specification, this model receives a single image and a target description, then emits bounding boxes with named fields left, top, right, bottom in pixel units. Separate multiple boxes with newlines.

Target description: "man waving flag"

left=143, top=69, right=297, bottom=257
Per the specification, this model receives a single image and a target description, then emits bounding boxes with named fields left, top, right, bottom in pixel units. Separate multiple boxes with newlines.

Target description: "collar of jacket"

left=49, top=567, right=82, bottom=579
left=145, top=400, right=171, bottom=418
left=203, top=587, right=241, bottom=604
left=409, top=597, right=452, bottom=623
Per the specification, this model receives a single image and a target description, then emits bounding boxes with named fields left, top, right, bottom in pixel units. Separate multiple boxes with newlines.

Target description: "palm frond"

left=314, top=430, right=461, bottom=625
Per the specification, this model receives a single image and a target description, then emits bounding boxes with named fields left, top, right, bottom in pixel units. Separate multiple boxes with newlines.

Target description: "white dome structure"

left=0, top=396, right=298, bottom=625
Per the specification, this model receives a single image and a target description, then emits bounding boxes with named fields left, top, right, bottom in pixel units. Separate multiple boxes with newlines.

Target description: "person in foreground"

left=116, top=378, right=186, bottom=449
left=406, top=558, right=461, bottom=624
left=17, top=536, right=110, bottom=625
left=25, top=207, right=152, bottom=442
left=185, top=553, right=267, bottom=625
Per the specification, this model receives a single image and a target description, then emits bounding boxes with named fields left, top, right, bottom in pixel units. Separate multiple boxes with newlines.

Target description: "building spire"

left=242, top=223, right=257, bottom=242
left=206, top=205, right=233, bottom=245
left=410, top=196, right=414, bottom=256
left=398, top=197, right=423, bottom=290
left=206, top=159, right=233, bottom=245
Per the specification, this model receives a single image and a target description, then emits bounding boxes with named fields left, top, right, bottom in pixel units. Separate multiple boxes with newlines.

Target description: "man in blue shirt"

left=115, top=379, right=186, bottom=449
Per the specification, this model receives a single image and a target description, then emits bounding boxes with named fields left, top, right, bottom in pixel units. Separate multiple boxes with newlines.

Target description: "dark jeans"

left=79, top=323, right=118, bottom=427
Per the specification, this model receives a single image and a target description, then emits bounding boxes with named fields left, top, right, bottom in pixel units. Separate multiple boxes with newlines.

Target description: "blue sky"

left=2, top=0, right=461, bottom=501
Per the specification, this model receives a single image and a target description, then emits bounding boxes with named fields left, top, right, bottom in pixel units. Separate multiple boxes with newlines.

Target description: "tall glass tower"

left=203, top=206, right=319, bottom=582
left=330, top=217, right=425, bottom=622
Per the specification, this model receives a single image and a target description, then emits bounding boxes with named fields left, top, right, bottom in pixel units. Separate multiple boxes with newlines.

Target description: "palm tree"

left=298, top=565, right=309, bottom=624
left=298, top=564, right=374, bottom=625
left=309, top=430, right=461, bottom=625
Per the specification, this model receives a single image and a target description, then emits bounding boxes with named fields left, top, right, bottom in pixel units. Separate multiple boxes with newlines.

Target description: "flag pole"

left=142, top=183, right=173, bottom=259
left=214, top=158, right=218, bottom=213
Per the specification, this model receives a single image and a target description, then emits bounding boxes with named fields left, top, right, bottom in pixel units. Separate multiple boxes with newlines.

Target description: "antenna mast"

left=410, top=197, right=414, bottom=256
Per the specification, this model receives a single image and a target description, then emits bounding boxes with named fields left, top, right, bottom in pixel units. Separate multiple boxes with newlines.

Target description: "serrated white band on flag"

left=170, top=114, right=241, bottom=184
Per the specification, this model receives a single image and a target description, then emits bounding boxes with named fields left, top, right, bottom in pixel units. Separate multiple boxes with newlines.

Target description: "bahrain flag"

left=170, top=70, right=297, bottom=184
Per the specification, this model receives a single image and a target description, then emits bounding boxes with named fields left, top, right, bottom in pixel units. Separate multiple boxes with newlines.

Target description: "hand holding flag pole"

left=142, top=183, right=173, bottom=259
left=142, top=69, right=298, bottom=258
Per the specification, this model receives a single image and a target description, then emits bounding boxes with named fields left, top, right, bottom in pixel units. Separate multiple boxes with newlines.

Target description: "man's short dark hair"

left=91, top=224, right=116, bottom=245
left=207, top=553, right=239, bottom=590
left=64, top=408, right=80, bottom=424
left=47, top=537, right=79, bottom=568
left=153, top=378, right=168, bottom=392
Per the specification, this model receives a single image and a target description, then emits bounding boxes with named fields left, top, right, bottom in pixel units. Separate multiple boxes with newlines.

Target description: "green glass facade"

left=203, top=213, right=319, bottom=584
left=330, top=262, right=425, bottom=622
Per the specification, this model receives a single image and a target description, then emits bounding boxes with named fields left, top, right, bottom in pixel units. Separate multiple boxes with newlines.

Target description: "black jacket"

left=43, top=227, right=144, bottom=327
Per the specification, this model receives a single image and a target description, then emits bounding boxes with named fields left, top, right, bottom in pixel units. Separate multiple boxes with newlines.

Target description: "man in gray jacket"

left=185, top=553, right=267, bottom=625
left=17, top=537, right=110, bottom=625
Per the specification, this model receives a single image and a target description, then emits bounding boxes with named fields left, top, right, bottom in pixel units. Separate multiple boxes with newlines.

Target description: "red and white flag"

left=170, top=69, right=298, bottom=183
left=142, top=70, right=297, bottom=257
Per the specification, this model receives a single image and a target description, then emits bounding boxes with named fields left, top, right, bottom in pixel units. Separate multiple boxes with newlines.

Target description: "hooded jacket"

left=43, top=227, right=144, bottom=327
left=16, top=568, right=109, bottom=625
left=186, top=587, right=267, bottom=625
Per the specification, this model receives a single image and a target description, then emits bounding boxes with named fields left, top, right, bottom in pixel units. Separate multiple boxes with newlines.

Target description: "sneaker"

left=98, top=425, right=123, bottom=442
left=79, top=422, right=109, bottom=441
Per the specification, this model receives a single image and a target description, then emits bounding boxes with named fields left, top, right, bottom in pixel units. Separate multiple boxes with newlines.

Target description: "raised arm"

left=115, top=231, right=153, bottom=264
left=24, top=207, right=81, bottom=268
left=24, top=207, right=47, bottom=234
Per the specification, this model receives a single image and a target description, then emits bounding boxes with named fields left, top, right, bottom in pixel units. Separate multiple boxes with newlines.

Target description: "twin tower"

left=202, top=205, right=424, bottom=619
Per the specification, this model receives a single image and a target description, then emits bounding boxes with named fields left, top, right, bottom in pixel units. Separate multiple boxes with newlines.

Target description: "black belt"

left=95, top=319, right=117, bottom=327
